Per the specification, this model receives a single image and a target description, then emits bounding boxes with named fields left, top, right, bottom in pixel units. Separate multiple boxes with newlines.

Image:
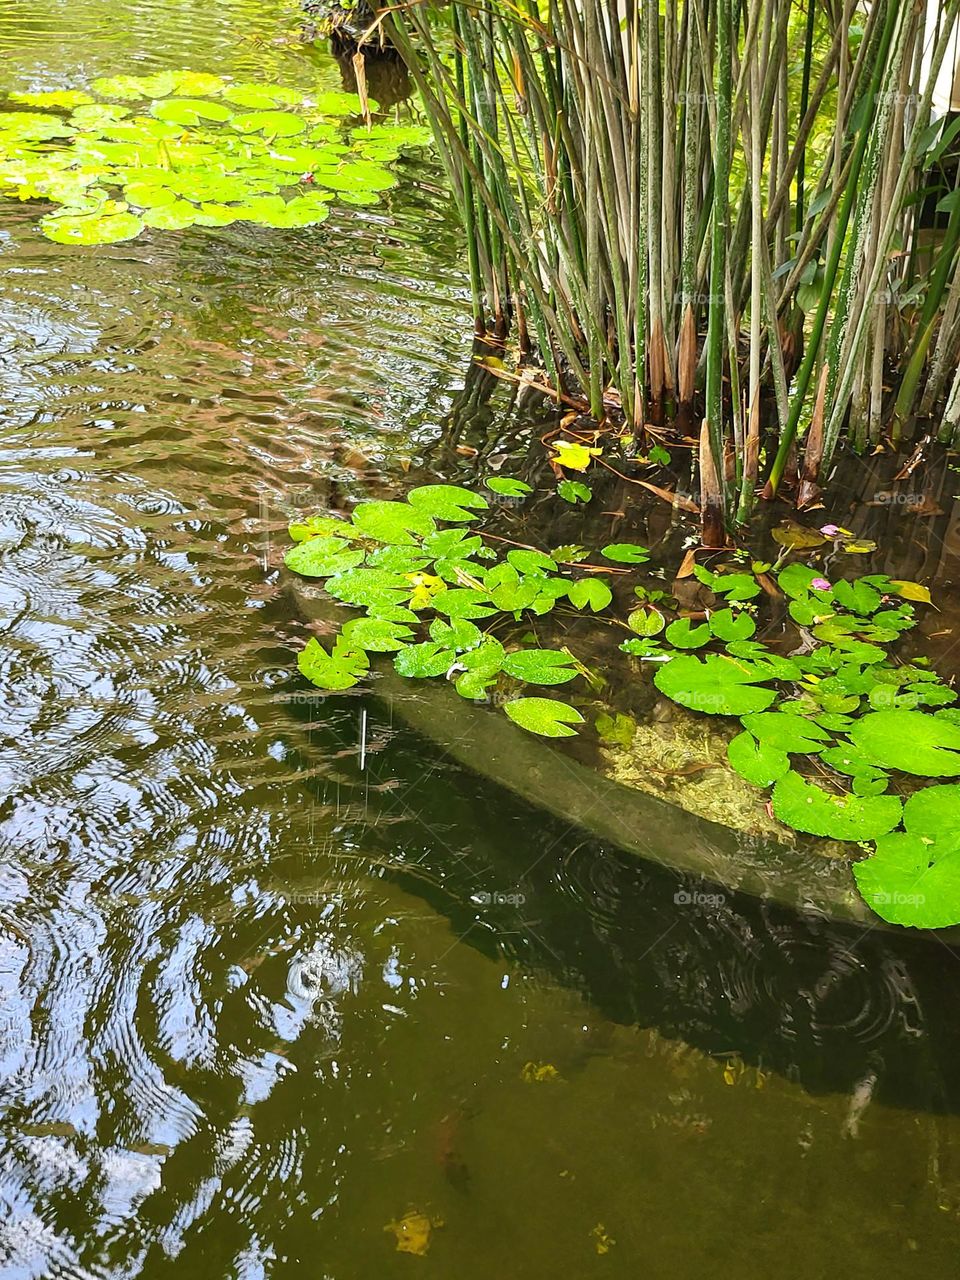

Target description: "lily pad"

left=503, top=697, right=585, bottom=737
left=654, top=654, right=777, bottom=716
left=849, top=710, right=960, bottom=776
left=771, top=771, right=902, bottom=841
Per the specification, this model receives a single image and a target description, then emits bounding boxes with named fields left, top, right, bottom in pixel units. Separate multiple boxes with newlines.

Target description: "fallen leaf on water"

left=888, top=579, right=931, bottom=603
left=521, top=1061, right=560, bottom=1083
left=384, top=1211, right=442, bottom=1256
left=771, top=521, right=827, bottom=549
left=550, top=439, right=602, bottom=471
left=838, top=538, right=877, bottom=554
left=591, top=1224, right=616, bottom=1254
left=675, top=548, right=698, bottom=579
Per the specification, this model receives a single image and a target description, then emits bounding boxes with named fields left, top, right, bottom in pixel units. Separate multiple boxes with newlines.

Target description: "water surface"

left=2, top=3, right=960, bottom=1276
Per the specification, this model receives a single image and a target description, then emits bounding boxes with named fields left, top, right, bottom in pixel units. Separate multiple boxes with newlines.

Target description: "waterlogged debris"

left=0, top=71, right=431, bottom=242
left=591, top=1224, right=616, bottom=1255
left=384, top=1210, right=442, bottom=1256
left=521, top=1061, right=560, bottom=1083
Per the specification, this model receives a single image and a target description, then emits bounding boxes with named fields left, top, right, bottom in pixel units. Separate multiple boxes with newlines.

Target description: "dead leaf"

left=675, top=548, right=698, bottom=579
left=384, top=1211, right=441, bottom=1256
left=771, top=520, right=827, bottom=549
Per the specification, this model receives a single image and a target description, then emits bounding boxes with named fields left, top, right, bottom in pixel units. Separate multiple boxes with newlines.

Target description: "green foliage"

left=601, top=543, right=650, bottom=564
left=503, top=697, right=585, bottom=737
left=557, top=480, right=592, bottom=504
left=486, top=477, right=532, bottom=498
left=567, top=579, right=613, bottom=611
left=283, top=483, right=959, bottom=925
left=771, top=772, right=903, bottom=841
left=0, top=71, right=432, bottom=242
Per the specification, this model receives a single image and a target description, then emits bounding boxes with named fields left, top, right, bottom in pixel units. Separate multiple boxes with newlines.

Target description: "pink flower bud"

left=811, top=577, right=831, bottom=592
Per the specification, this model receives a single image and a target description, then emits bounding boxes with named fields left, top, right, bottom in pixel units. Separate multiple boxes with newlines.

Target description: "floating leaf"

left=222, top=82, right=302, bottom=109
left=289, top=515, right=352, bottom=542
left=771, top=771, right=902, bottom=840
left=40, top=209, right=143, bottom=244
left=711, top=572, right=761, bottom=602
left=601, top=543, right=650, bottom=564
left=567, top=579, right=612, bottom=612
left=557, top=479, right=592, bottom=504
left=394, top=641, right=454, bottom=677
left=297, top=638, right=368, bottom=691
left=854, top=786, right=960, bottom=927
left=506, top=549, right=556, bottom=577
left=406, top=484, right=488, bottom=522
left=740, top=711, right=832, bottom=754
left=627, top=607, right=664, bottom=636
left=832, top=578, right=882, bottom=615
left=351, top=500, right=435, bottom=545
left=709, top=608, right=756, bottom=642
left=340, top=617, right=412, bottom=652
left=502, top=648, right=578, bottom=685
left=550, top=440, right=601, bottom=471
left=429, top=617, right=481, bottom=651
left=151, top=97, right=233, bottom=125
left=727, top=730, right=790, bottom=787
left=486, top=476, right=532, bottom=498
left=503, top=697, right=585, bottom=737
left=231, top=109, right=305, bottom=138
left=431, top=588, right=496, bottom=619
left=664, top=618, right=711, bottom=649
left=888, top=580, right=932, bottom=604
left=772, top=521, right=827, bottom=549
left=849, top=710, right=960, bottom=777
left=283, top=537, right=364, bottom=578
left=654, top=654, right=777, bottom=715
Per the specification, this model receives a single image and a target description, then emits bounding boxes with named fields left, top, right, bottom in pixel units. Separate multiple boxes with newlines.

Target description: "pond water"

left=3, top=2, right=960, bottom=1276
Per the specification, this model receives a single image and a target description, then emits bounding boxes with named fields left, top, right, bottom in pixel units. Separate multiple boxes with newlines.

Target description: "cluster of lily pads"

left=0, top=70, right=432, bottom=243
left=284, top=480, right=960, bottom=929
left=285, top=478, right=640, bottom=737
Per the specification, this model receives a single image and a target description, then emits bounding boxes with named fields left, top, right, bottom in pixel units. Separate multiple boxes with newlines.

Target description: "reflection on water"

left=2, top=1, right=960, bottom=1276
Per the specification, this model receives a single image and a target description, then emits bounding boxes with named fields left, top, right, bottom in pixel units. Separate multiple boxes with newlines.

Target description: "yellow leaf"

left=521, top=1061, right=560, bottom=1083
left=384, top=1211, right=438, bottom=1255
left=550, top=440, right=602, bottom=471
left=889, top=579, right=931, bottom=604
left=591, top=1224, right=615, bottom=1254
left=838, top=538, right=877, bottom=554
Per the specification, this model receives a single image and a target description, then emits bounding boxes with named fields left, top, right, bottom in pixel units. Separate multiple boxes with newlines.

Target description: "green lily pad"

left=853, top=787, right=960, bottom=927
left=40, top=209, right=144, bottom=244
left=740, top=711, right=832, bottom=754
left=407, top=484, right=489, bottom=522
left=502, top=648, right=579, bottom=685
left=297, top=638, right=369, bottom=691
left=503, top=697, right=585, bottom=737
left=567, top=579, right=612, bottom=612
left=727, top=730, right=791, bottom=787
left=771, top=771, right=902, bottom=840
left=654, top=654, right=777, bottom=715
left=283, top=537, right=365, bottom=578
left=849, top=710, right=960, bottom=776
left=394, top=641, right=455, bottom=677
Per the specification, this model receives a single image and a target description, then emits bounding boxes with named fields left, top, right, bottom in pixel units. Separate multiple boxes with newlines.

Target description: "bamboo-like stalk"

left=381, top=0, right=960, bottom=532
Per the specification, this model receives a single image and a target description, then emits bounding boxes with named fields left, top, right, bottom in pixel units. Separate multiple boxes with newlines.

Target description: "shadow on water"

left=283, top=685, right=960, bottom=1119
